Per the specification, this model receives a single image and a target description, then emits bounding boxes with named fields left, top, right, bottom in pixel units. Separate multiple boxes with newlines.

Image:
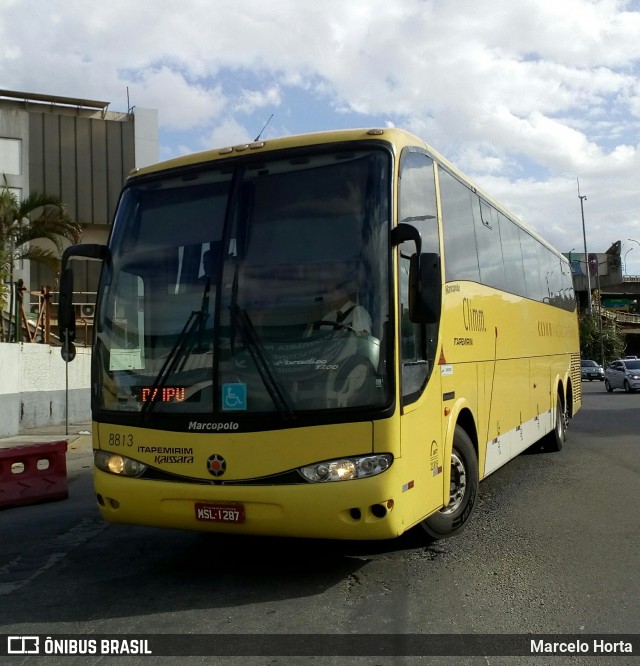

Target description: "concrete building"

left=567, top=241, right=624, bottom=311
left=0, top=88, right=157, bottom=308
left=0, top=89, right=157, bottom=435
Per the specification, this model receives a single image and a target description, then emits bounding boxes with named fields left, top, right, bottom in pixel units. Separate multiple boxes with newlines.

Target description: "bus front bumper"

left=93, top=468, right=414, bottom=540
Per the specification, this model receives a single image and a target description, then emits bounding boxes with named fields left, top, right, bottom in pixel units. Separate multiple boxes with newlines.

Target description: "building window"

left=0, top=138, right=21, bottom=175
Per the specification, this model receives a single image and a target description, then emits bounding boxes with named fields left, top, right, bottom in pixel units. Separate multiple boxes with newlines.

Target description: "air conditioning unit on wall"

left=78, top=304, right=95, bottom=318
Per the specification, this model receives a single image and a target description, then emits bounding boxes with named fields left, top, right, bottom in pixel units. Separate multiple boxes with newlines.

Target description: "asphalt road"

left=0, top=381, right=638, bottom=665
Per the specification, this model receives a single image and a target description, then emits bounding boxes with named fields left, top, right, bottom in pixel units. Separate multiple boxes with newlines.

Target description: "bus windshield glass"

left=95, top=148, right=391, bottom=418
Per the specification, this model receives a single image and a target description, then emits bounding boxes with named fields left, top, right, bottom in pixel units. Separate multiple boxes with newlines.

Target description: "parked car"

left=604, top=359, right=640, bottom=392
left=580, top=359, right=605, bottom=381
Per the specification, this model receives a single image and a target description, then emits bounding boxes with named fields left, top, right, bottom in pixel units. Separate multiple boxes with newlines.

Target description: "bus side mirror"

left=58, top=243, right=109, bottom=361
left=58, top=267, right=76, bottom=345
left=409, top=252, right=441, bottom=324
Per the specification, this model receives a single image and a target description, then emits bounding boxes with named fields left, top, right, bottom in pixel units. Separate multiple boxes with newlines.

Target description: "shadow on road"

left=0, top=485, right=443, bottom=626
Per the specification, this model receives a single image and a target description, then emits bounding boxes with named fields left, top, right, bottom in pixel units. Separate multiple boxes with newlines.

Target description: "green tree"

left=0, top=182, right=82, bottom=341
left=579, top=311, right=625, bottom=365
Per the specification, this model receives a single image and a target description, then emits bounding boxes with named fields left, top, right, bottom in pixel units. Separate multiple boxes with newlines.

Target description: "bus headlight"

left=298, top=454, right=392, bottom=482
left=95, top=450, right=147, bottom=477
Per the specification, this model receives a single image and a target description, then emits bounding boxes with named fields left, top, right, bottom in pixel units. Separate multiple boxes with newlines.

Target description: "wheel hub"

left=441, top=451, right=466, bottom=515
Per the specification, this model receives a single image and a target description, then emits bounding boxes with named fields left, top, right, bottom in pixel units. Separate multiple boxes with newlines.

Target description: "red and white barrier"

left=0, top=440, right=69, bottom=508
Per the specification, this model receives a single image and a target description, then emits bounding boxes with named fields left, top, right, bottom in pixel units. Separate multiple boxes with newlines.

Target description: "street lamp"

left=578, top=179, right=592, bottom=313
left=624, top=247, right=634, bottom=275
left=628, top=239, right=640, bottom=276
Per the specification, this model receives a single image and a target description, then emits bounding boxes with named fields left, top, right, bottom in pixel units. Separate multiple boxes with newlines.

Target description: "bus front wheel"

left=421, top=426, right=478, bottom=540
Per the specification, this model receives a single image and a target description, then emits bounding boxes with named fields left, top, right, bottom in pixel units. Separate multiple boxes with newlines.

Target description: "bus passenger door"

left=398, top=253, right=443, bottom=524
left=397, top=147, right=444, bottom=525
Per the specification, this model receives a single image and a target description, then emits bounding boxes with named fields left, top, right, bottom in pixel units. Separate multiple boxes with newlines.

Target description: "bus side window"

left=439, top=168, right=480, bottom=283
left=398, top=149, right=439, bottom=402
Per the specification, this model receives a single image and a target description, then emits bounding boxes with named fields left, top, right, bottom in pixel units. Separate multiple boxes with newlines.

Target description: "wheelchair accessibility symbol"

left=221, top=383, right=247, bottom=411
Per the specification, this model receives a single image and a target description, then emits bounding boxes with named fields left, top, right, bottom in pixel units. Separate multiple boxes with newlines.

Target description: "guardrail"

left=2, top=286, right=96, bottom=346
left=611, top=311, right=640, bottom=324
left=593, top=304, right=640, bottom=324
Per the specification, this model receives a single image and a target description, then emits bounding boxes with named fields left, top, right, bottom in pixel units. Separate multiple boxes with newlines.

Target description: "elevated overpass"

left=600, top=277, right=640, bottom=337
left=570, top=242, right=640, bottom=355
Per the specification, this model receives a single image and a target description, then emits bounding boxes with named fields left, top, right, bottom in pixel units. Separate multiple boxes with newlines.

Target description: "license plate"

left=195, top=502, right=245, bottom=523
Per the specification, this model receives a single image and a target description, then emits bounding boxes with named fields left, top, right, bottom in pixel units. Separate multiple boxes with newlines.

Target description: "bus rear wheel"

left=421, top=426, right=478, bottom=540
left=544, top=391, right=566, bottom=452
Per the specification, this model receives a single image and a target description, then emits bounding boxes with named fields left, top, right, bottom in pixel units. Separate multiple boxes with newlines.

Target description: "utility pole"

left=578, top=178, right=592, bottom=314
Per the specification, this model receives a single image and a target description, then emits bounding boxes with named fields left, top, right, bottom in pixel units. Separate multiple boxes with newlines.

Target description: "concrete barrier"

left=0, top=440, right=69, bottom=508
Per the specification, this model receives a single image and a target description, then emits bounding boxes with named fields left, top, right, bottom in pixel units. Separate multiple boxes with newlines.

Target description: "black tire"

left=543, top=391, right=566, bottom=452
left=605, top=379, right=613, bottom=393
left=624, top=380, right=633, bottom=393
left=421, top=426, right=478, bottom=539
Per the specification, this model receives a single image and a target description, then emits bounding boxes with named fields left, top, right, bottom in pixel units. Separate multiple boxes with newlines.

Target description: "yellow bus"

left=60, top=128, right=581, bottom=540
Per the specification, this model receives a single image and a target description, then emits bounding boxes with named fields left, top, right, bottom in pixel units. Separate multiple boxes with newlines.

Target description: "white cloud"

left=2, top=0, right=640, bottom=270
left=234, top=86, right=282, bottom=115
left=125, top=67, right=227, bottom=130
left=203, top=118, right=253, bottom=150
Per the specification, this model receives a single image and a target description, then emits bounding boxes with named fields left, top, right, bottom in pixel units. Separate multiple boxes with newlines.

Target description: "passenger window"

left=474, top=198, right=506, bottom=290
left=521, top=230, right=545, bottom=302
left=500, top=212, right=527, bottom=297
left=439, top=168, right=480, bottom=283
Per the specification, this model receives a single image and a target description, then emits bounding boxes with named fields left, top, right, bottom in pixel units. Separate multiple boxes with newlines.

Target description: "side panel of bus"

left=437, top=283, right=578, bottom=486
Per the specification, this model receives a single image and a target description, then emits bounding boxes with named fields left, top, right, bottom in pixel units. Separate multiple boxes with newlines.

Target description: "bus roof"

left=129, top=127, right=417, bottom=178
left=128, top=127, right=566, bottom=263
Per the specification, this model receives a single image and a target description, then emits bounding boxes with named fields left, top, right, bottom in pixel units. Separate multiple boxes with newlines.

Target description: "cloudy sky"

left=2, top=0, right=640, bottom=272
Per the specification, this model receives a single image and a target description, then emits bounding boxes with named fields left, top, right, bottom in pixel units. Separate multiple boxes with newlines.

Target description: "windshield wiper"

left=229, top=303, right=295, bottom=420
left=141, top=281, right=211, bottom=419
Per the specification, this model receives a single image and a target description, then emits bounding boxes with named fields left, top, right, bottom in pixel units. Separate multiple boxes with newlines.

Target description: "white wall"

left=134, top=107, right=159, bottom=168
left=0, top=343, right=91, bottom=437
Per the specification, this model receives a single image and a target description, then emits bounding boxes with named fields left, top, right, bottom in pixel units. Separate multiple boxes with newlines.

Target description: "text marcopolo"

left=188, top=421, right=239, bottom=431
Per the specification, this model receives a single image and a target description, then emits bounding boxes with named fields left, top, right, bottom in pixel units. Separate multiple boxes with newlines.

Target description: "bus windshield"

left=95, top=148, right=391, bottom=419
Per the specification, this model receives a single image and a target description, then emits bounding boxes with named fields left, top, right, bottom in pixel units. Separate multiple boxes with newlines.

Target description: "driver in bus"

left=311, top=277, right=372, bottom=336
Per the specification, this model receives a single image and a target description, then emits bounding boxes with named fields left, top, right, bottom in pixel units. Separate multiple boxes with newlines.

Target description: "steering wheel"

left=311, top=320, right=356, bottom=333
